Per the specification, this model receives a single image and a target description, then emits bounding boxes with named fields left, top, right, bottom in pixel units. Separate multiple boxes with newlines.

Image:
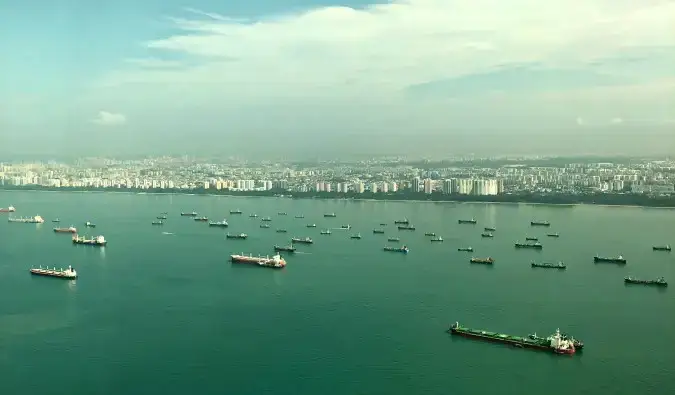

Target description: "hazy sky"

left=1, top=0, right=674, bottom=158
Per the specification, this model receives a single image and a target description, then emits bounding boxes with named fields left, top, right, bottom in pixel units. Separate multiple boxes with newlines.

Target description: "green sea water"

left=1, top=191, right=674, bottom=395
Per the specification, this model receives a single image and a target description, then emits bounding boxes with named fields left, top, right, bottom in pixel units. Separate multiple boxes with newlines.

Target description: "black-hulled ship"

left=260, top=224, right=270, bottom=228
left=398, top=225, right=415, bottom=231
left=624, top=276, right=667, bottom=287
left=547, top=233, right=560, bottom=238
left=306, top=224, right=317, bottom=228
left=350, top=233, right=362, bottom=239
left=320, top=229, right=331, bottom=235
left=481, top=233, right=494, bottom=238
left=459, top=218, right=477, bottom=224
left=157, top=215, right=168, bottom=220
left=276, top=229, right=288, bottom=233
left=384, top=245, right=409, bottom=253
left=278, top=212, right=287, bottom=216
left=470, top=257, right=494, bottom=265
left=388, top=237, right=400, bottom=242
left=274, top=245, right=296, bottom=253
left=653, top=245, right=671, bottom=251
left=292, top=237, right=313, bottom=244
left=230, top=209, right=243, bottom=214
left=394, top=218, right=409, bottom=225
left=594, top=255, right=626, bottom=264
left=226, top=233, right=248, bottom=239
left=484, top=227, right=496, bottom=232
left=194, top=216, right=208, bottom=222
left=458, top=247, right=473, bottom=252
left=261, top=217, right=272, bottom=222
left=249, top=213, right=258, bottom=218
left=152, top=220, right=163, bottom=225
left=295, top=215, right=304, bottom=218
left=515, top=242, right=543, bottom=249
left=340, top=224, right=351, bottom=229
left=525, top=237, right=538, bottom=241
left=531, top=221, right=550, bottom=227
left=209, top=220, right=229, bottom=227
left=424, top=232, right=436, bottom=236
left=181, top=211, right=197, bottom=217
left=373, top=229, right=385, bottom=234
left=324, top=213, right=337, bottom=218
left=379, top=223, right=387, bottom=226
left=531, top=261, right=566, bottom=269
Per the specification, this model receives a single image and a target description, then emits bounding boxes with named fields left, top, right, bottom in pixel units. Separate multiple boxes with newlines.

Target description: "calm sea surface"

left=1, top=191, right=674, bottom=395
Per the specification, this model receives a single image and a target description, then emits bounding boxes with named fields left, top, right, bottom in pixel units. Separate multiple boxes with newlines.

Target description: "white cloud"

left=576, top=117, right=585, bottom=126
left=91, top=111, right=126, bottom=126
left=610, top=117, right=624, bottom=124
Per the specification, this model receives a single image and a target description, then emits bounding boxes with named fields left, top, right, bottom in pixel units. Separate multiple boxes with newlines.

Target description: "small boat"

left=226, top=233, right=248, bottom=239
left=425, top=232, right=436, bottom=237
left=209, top=220, right=229, bottom=227
left=526, top=237, right=538, bottom=241
left=531, top=261, right=566, bottom=269
left=384, top=245, right=409, bottom=253
left=470, top=257, right=494, bottom=265
left=152, top=220, right=163, bottom=225
left=653, top=245, right=671, bottom=251
left=547, top=233, right=560, bottom=238
left=274, top=245, right=296, bottom=253
left=320, top=229, right=331, bottom=235
left=276, top=229, right=288, bottom=233
left=624, top=276, right=667, bottom=287
left=306, top=224, right=317, bottom=228
left=484, top=227, right=496, bottom=232
left=515, top=242, right=543, bottom=249
left=181, top=211, right=197, bottom=217
left=387, top=237, right=400, bottom=242
left=458, top=218, right=477, bottom=224
left=481, top=233, right=493, bottom=238
left=260, top=224, right=270, bottom=228
left=292, top=237, right=313, bottom=244
left=350, top=233, right=362, bottom=239
left=230, top=209, right=243, bottom=215
left=373, top=229, right=385, bottom=234
left=458, top=247, right=473, bottom=252
left=340, top=224, right=351, bottom=229
left=194, top=216, right=208, bottom=222
left=30, top=265, right=77, bottom=279
left=431, top=236, right=443, bottom=242
left=324, top=213, right=337, bottom=218
left=85, top=221, right=96, bottom=228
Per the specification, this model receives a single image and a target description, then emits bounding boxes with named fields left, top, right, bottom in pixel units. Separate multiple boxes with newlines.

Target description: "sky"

left=1, top=0, right=674, bottom=159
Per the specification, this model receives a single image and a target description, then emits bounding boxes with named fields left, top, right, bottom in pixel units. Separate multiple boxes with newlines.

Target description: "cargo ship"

left=531, top=261, right=566, bottom=269
left=306, top=224, right=317, bottom=228
left=320, top=229, right=331, bottom=235
left=249, top=214, right=258, bottom=218
left=470, top=257, right=494, bottom=265
left=624, top=276, right=667, bottom=287
left=276, top=229, right=288, bottom=233
left=324, top=213, right=337, bottom=218
left=653, top=245, right=671, bottom=251
left=531, top=221, right=550, bottom=227
left=594, top=255, right=626, bottom=264
left=52, top=218, right=60, bottom=223
left=398, top=225, right=415, bottom=231
left=340, top=224, right=351, bottom=229
left=261, top=217, right=272, bottom=222
left=230, top=209, right=243, bottom=214
left=394, top=218, right=409, bottom=225
left=54, top=226, right=77, bottom=233
left=387, top=237, right=400, bottom=242
left=459, top=218, right=477, bottom=224
left=278, top=212, right=287, bottom=216
left=373, top=229, right=385, bottom=234
left=181, top=211, right=197, bottom=217
left=0, top=205, right=16, bottom=213
left=525, top=237, right=538, bottom=241
left=350, top=233, right=362, bottom=239
left=230, top=253, right=286, bottom=269
left=30, top=265, right=77, bottom=279
left=73, top=235, right=107, bottom=246
left=274, top=245, right=296, bottom=253
left=380, top=223, right=388, bottom=226
left=85, top=221, right=96, bottom=228
left=458, top=247, right=473, bottom=252
left=431, top=236, right=443, bottom=242
left=424, top=232, right=436, bottom=236
left=152, top=220, right=164, bottom=225
left=384, top=245, right=409, bottom=253
left=8, top=215, right=44, bottom=224
left=449, top=322, right=576, bottom=355
left=157, top=215, right=168, bottom=220
left=484, top=227, right=496, bottom=232
left=294, top=214, right=304, bottom=219
left=547, top=233, right=560, bottom=238
left=209, top=220, right=229, bottom=227
left=528, top=332, right=584, bottom=350
left=292, top=237, right=313, bottom=244
left=515, top=242, right=543, bottom=249
left=260, top=224, right=270, bottom=228
left=481, top=233, right=494, bottom=238
left=226, top=233, right=247, bottom=239
left=194, top=217, right=208, bottom=222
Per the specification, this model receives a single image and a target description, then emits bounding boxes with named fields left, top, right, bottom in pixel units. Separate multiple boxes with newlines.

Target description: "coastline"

left=2, top=186, right=675, bottom=209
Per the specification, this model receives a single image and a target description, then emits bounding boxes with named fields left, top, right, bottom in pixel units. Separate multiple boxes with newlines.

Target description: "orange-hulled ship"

left=230, top=253, right=286, bottom=269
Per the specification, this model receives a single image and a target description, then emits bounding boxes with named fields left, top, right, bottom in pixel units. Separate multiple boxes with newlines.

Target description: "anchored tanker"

left=73, top=235, right=107, bottom=246
left=230, top=253, right=286, bottom=269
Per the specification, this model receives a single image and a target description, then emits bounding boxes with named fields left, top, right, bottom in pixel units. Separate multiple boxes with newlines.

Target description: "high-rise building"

left=411, top=177, right=420, bottom=192
left=355, top=182, right=365, bottom=193
left=390, top=182, right=398, bottom=192
left=423, top=178, right=433, bottom=194
left=442, top=179, right=452, bottom=194
left=371, top=183, right=378, bottom=193
left=381, top=182, right=388, bottom=193
left=324, top=182, right=331, bottom=193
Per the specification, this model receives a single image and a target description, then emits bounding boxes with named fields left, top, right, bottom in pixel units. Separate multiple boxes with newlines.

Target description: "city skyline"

left=2, top=0, right=674, bottom=157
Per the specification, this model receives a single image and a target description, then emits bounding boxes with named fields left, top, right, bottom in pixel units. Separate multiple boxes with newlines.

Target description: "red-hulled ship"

left=230, top=253, right=286, bottom=268
left=0, top=205, right=16, bottom=213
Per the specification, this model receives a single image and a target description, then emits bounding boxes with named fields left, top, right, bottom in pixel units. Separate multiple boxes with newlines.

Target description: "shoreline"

left=2, top=187, right=675, bottom=209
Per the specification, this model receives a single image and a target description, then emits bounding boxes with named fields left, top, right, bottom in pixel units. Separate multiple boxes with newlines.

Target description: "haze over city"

left=2, top=0, right=674, bottom=158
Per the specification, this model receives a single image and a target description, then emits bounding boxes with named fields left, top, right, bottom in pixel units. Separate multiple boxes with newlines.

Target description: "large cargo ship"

left=230, top=253, right=286, bottom=269
left=652, top=245, right=671, bottom=251
left=292, top=237, right=313, bottom=244
left=181, top=211, right=198, bottom=217
left=209, top=220, right=229, bottom=227
left=594, top=255, right=626, bottom=264
left=384, top=245, right=409, bottom=253
left=515, top=242, right=543, bottom=249
left=448, top=322, right=576, bottom=355
left=531, top=221, right=551, bottom=227
left=30, top=265, right=77, bottom=279
left=0, top=205, right=16, bottom=213
left=470, top=257, right=494, bottom=265
left=73, top=235, right=107, bottom=246
left=458, top=218, right=477, bottom=224
left=54, top=226, right=77, bottom=234
left=8, top=215, right=44, bottom=224
left=531, top=261, right=566, bottom=269
left=624, top=276, right=667, bottom=287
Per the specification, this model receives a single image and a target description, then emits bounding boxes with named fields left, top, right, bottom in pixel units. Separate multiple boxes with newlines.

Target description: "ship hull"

left=624, top=280, right=667, bottom=287
left=450, top=328, right=573, bottom=355
left=594, top=258, right=626, bottom=264
left=73, top=241, right=107, bottom=247
left=230, top=256, right=285, bottom=268
left=30, top=270, right=76, bottom=279
left=532, top=264, right=566, bottom=269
